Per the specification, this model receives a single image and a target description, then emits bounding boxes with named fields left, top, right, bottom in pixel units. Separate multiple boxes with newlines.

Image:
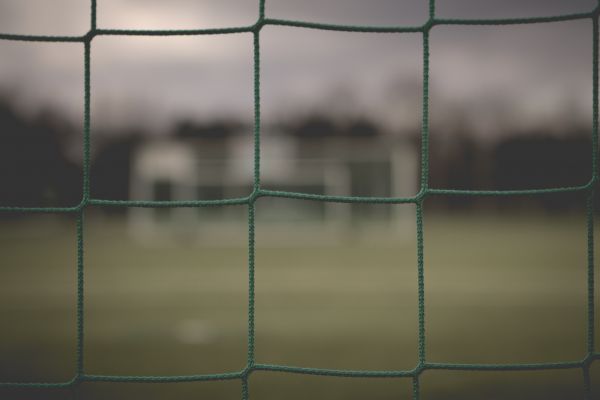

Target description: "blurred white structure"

left=129, top=129, right=417, bottom=245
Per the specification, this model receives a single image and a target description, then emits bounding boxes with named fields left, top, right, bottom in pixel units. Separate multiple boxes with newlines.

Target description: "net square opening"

left=436, top=0, right=596, bottom=20
left=0, top=387, right=76, bottom=400
left=591, top=362, right=600, bottom=399
left=78, top=380, right=241, bottom=400
left=597, top=197, right=600, bottom=349
left=429, top=20, right=593, bottom=191
left=90, top=34, right=254, bottom=203
left=420, top=368, right=585, bottom=400
left=0, top=0, right=89, bottom=36
left=250, top=371, right=413, bottom=400
left=0, top=213, right=77, bottom=383
left=254, top=197, right=418, bottom=370
left=97, top=0, right=258, bottom=31
left=266, top=0, right=428, bottom=27
left=0, top=41, right=84, bottom=208
left=261, top=26, right=422, bottom=199
left=424, top=193, right=590, bottom=364
left=84, top=206, right=248, bottom=376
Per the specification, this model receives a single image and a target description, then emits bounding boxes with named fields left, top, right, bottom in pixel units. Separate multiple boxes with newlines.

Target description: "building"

left=129, top=126, right=418, bottom=245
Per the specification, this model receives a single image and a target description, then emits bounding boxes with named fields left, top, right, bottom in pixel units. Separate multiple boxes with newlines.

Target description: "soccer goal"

left=0, top=1, right=598, bottom=399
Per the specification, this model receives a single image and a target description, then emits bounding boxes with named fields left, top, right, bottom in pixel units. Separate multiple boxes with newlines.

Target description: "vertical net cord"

left=75, top=0, right=95, bottom=385
left=75, top=211, right=85, bottom=380
left=583, top=11, right=599, bottom=399
left=244, top=202, right=257, bottom=400
left=243, top=1, right=265, bottom=398
left=413, top=2, right=434, bottom=398
left=90, top=0, right=97, bottom=32
left=412, top=373, right=421, bottom=400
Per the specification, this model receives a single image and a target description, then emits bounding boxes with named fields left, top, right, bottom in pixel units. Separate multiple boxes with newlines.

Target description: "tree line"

left=0, top=99, right=595, bottom=213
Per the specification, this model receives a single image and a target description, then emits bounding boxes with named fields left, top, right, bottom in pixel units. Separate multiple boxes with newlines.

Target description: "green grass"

left=0, top=211, right=597, bottom=399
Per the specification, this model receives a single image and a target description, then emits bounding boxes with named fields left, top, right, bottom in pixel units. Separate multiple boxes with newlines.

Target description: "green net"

left=0, top=0, right=598, bottom=399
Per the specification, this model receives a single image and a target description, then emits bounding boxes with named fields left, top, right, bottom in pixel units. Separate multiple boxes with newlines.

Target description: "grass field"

left=0, top=209, right=598, bottom=399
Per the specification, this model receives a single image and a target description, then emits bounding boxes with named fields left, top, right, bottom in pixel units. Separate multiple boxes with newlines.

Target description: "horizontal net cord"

left=428, top=183, right=595, bottom=197
left=253, top=364, right=414, bottom=378
left=0, top=8, right=599, bottom=43
left=1, top=357, right=597, bottom=388
left=0, top=181, right=595, bottom=212
left=83, top=372, right=243, bottom=383
left=90, top=197, right=250, bottom=208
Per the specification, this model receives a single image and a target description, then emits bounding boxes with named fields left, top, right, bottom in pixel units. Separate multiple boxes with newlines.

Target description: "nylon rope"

left=0, top=0, right=597, bottom=399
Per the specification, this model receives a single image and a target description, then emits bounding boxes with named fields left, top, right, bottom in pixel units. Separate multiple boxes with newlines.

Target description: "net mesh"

left=0, top=0, right=598, bottom=398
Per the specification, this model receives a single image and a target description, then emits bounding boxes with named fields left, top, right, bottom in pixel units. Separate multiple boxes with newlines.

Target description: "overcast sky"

left=0, top=0, right=596, bottom=137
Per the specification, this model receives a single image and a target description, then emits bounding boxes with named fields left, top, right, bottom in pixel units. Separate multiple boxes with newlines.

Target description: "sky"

left=0, top=0, right=596, bottom=137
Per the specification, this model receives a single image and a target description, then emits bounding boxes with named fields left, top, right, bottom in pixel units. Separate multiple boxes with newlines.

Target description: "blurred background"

left=0, top=0, right=598, bottom=399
